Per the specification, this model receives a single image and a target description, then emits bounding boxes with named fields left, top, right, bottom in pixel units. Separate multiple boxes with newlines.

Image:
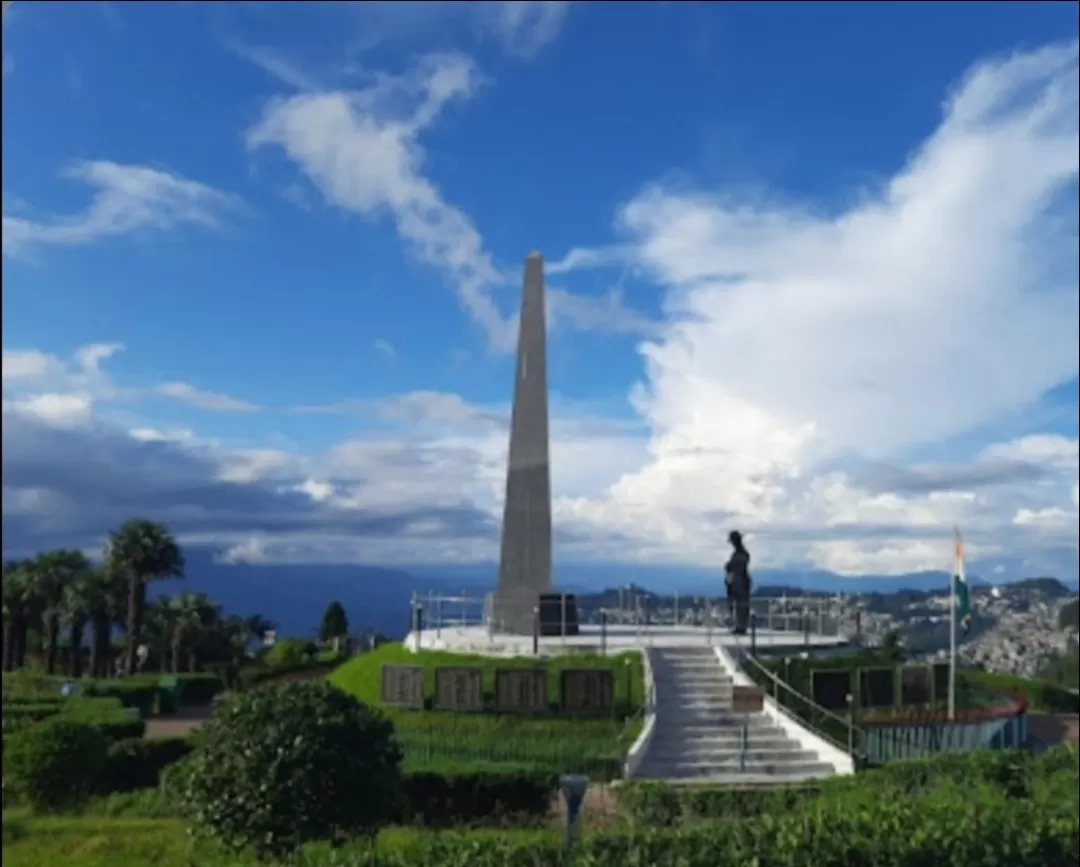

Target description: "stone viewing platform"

left=405, top=621, right=849, bottom=657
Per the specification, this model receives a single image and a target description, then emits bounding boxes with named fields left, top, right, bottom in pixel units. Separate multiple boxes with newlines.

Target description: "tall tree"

left=319, top=600, right=349, bottom=644
left=169, top=592, right=217, bottom=673
left=85, top=567, right=126, bottom=678
left=31, top=550, right=91, bottom=676
left=104, top=519, right=185, bottom=676
left=2, top=560, right=34, bottom=671
left=61, top=571, right=95, bottom=678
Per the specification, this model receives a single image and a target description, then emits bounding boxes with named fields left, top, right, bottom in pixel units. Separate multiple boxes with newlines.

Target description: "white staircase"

left=633, top=647, right=837, bottom=784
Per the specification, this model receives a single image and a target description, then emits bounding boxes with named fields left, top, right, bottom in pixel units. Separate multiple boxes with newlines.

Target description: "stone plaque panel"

left=732, top=685, right=765, bottom=714
left=560, top=668, right=614, bottom=715
left=380, top=664, right=424, bottom=709
left=900, top=664, right=932, bottom=706
left=495, top=667, right=549, bottom=714
left=932, top=662, right=950, bottom=704
left=434, top=666, right=483, bottom=712
left=859, top=667, right=896, bottom=709
left=811, top=669, right=852, bottom=712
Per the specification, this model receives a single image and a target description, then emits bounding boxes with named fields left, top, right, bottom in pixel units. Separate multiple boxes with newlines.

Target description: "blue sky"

left=2, top=1, right=1078, bottom=582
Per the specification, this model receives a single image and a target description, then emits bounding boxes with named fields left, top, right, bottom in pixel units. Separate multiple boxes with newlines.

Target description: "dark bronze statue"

left=725, top=530, right=752, bottom=635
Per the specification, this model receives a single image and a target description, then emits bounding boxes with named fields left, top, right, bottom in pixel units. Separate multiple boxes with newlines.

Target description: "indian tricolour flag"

left=953, top=532, right=972, bottom=634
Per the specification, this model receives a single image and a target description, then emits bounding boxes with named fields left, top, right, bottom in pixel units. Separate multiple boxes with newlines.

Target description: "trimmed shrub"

left=4, top=718, right=108, bottom=811
left=77, top=680, right=160, bottom=716
left=101, top=736, right=196, bottom=793
left=170, top=680, right=403, bottom=858
left=400, top=771, right=556, bottom=827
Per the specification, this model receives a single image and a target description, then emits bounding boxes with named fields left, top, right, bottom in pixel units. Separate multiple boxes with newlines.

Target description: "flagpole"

left=947, top=529, right=960, bottom=722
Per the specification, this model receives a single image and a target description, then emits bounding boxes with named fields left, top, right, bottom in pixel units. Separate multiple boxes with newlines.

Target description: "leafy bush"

left=264, top=637, right=314, bottom=667
left=1, top=695, right=145, bottom=742
left=400, top=771, right=556, bottom=828
left=169, top=680, right=404, bottom=858
left=4, top=718, right=108, bottom=811
left=101, top=736, right=196, bottom=793
left=77, top=679, right=161, bottom=716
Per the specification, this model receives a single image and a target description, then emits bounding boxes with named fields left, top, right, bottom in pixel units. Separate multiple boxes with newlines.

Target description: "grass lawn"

left=328, top=643, right=645, bottom=779
left=1, top=811, right=560, bottom=867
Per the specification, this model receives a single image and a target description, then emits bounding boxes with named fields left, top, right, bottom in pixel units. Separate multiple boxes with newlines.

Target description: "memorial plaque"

left=380, top=664, right=424, bottom=709
left=932, top=662, right=950, bottom=704
left=811, top=669, right=852, bottom=712
left=560, top=668, right=614, bottom=715
left=900, top=664, right=932, bottom=706
left=495, top=668, right=549, bottom=713
left=859, top=667, right=896, bottom=709
left=732, top=685, right=765, bottom=714
left=434, top=666, right=483, bottom=712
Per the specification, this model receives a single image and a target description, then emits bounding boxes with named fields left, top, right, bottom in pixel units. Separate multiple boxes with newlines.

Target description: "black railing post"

left=750, top=613, right=757, bottom=655
left=600, top=610, right=608, bottom=656
left=803, top=609, right=811, bottom=649
left=532, top=606, right=540, bottom=656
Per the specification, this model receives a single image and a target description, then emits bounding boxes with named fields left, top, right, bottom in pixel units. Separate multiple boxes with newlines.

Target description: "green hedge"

left=81, top=736, right=558, bottom=827
left=1, top=696, right=145, bottom=742
left=617, top=748, right=1076, bottom=826
left=237, top=658, right=341, bottom=690
left=400, top=771, right=556, bottom=827
left=101, top=737, right=197, bottom=793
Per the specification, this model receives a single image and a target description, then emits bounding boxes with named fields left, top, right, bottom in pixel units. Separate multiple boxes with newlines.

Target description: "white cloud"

left=553, top=41, right=1079, bottom=574
left=247, top=53, right=648, bottom=350
left=482, top=1, right=572, bottom=58
left=373, top=338, right=397, bottom=360
left=2, top=161, right=242, bottom=258
left=154, top=382, right=261, bottom=414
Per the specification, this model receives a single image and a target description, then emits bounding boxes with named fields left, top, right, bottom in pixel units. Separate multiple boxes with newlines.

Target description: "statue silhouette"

left=725, top=531, right=752, bottom=635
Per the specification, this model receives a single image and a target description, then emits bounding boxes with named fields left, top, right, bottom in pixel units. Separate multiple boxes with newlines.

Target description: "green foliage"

left=319, top=600, right=349, bottom=642
left=101, top=737, right=197, bottom=794
left=264, top=636, right=314, bottom=667
left=1, top=695, right=146, bottom=741
left=237, top=657, right=342, bottom=691
left=4, top=718, right=109, bottom=811
left=169, top=680, right=404, bottom=858
left=399, top=771, right=556, bottom=828
left=328, top=643, right=643, bottom=778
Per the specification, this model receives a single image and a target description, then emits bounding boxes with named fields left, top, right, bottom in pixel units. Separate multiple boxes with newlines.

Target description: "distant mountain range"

left=149, top=548, right=1079, bottom=639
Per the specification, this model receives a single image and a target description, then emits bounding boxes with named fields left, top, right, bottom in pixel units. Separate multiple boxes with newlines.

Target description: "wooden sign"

left=731, top=684, right=765, bottom=714
left=560, top=669, right=615, bottom=715
left=495, top=668, right=548, bottom=714
left=434, top=666, right=483, bottom=712
left=380, top=664, right=424, bottom=709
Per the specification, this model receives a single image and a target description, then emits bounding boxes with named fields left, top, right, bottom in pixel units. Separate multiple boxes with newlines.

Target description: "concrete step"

left=660, top=683, right=736, bottom=694
left=645, top=747, right=818, bottom=763
left=650, top=732, right=794, bottom=750
left=636, top=758, right=835, bottom=777
left=635, top=769, right=836, bottom=785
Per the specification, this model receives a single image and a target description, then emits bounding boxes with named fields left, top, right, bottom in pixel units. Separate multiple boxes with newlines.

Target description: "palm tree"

left=144, top=596, right=177, bottom=673
left=104, top=519, right=184, bottom=676
left=30, top=550, right=91, bottom=676
left=2, top=560, right=34, bottom=671
left=85, top=567, right=126, bottom=679
left=61, top=572, right=94, bottom=678
left=168, top=592, right=217, bottom=673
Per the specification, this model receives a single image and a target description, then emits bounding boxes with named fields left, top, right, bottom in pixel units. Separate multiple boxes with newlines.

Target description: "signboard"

left=434, top=666, right=483, bottom=712
left=900, top=664, right=932, bottom=706
left=731, top=685, right=765, bottom=714
left=380, top=664, right=424, bottom=709
left=495, top=668, right=548, bottom=714
left=859, top=667, right=896, bottom=709
left=811, top=669, right=852, bottom=712
left=560, top=669, right=615, bottom=715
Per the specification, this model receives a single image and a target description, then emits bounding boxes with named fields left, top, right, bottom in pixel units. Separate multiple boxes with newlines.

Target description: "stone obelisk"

left=491, top=252, right=554, bottom=634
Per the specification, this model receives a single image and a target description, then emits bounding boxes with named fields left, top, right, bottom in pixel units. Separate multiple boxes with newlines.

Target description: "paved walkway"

left=144, top=707, right=211, bottom=739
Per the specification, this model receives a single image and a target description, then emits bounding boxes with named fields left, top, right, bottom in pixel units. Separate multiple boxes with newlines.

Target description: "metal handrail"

left=740, top=651, right=866, bottom=758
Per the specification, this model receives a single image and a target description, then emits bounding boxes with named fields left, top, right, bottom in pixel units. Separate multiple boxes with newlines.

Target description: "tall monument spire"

left=492, top=252, right=553, bottom=633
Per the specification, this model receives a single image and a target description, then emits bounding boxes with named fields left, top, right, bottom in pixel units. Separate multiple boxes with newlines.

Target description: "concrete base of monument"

left=404, top=623, right=849, bottom=657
